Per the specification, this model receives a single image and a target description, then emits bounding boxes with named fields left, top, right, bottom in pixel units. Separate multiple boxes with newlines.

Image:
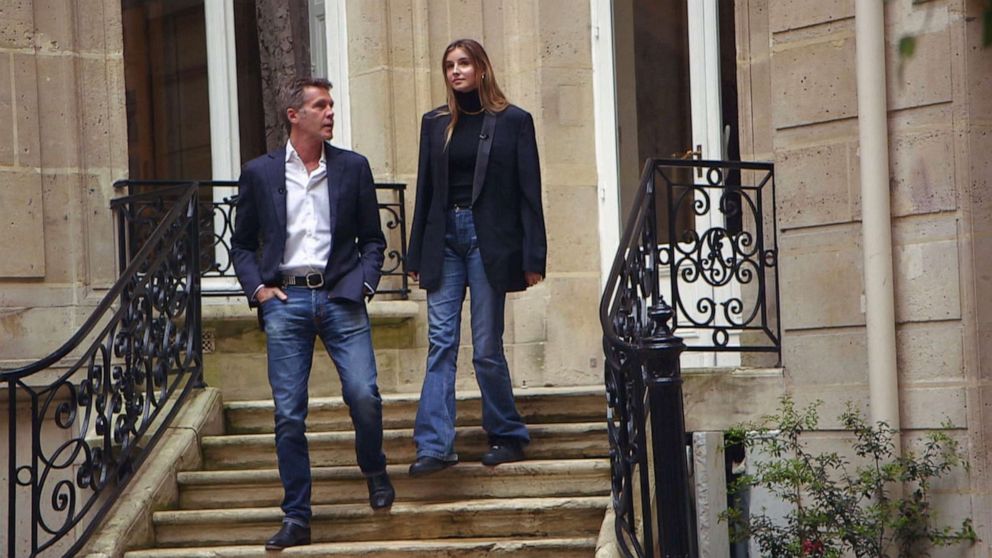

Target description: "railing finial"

left=645, top=299, right=675, bottom=338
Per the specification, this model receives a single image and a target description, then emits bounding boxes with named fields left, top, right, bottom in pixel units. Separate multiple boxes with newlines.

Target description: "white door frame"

left=687, top=0, right=724, bottom=166
left=685, top=0, right=740, bottom=366
left=204, top=0, right=351, bottom=163
left=204, top=0, right=241, bottom=182
left=323, top=0, right=352, bottom=149
left=204, top=0, right=240, bottom=293
left=590, top=0, right=738, bottom=366
left=590, top=0, right=621, bottom=287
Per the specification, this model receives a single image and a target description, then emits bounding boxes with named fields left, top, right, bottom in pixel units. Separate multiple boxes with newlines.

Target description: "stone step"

left=124, top=536, right=597, bottom=557
left=150, top=497, right=609, bottom=548
left=201, top=422, right=609, bottom=470
left=177, top=458, right=611, bottom=509
left=224, top=386, right=606, bottom=434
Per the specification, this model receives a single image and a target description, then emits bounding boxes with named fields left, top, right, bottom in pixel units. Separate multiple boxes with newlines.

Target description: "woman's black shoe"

left=367, top=471, right=395, bottom=509
left=265, top=521, right=311, bottom=550
left=408, top=456, right=458, bottom=477
left=481, top=443, right=525, bottom=466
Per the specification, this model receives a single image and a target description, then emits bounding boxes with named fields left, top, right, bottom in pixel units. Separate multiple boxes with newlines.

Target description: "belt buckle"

left=304, top=272, right=324, bottom=289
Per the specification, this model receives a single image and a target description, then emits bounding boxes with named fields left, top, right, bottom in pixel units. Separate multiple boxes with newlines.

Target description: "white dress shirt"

left=280, top=140, right=332, bottom=274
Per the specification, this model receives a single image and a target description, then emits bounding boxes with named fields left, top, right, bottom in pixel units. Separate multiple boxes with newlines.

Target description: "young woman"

left=406, top=38, right=547, bottom=476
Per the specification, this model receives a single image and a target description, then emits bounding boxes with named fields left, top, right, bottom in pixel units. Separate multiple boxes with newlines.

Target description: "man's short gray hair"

left=280, top=77, right=333, bottom=133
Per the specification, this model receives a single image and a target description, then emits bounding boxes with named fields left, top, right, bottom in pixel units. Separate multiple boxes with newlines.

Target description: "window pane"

left=123, top=0, right=211, bottom=180
left=234, top=1, right=267, bottom=165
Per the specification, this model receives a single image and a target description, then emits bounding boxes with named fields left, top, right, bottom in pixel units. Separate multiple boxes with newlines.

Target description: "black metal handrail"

left=600, top=158, right=780, bottom=557
left=112, top=180, right=410, bottom=298
left=601, top=161, right=686, bottom=557
left=3, top=184, right=203, bottom=557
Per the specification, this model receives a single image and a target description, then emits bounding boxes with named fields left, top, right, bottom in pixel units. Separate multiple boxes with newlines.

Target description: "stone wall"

left=0, top=0, right=127, bottom=369
left=0, top=0, right=128, bottom=552
left=344, top=0, right=603, bottom=390
left=736, top=0, right=990, bottom=552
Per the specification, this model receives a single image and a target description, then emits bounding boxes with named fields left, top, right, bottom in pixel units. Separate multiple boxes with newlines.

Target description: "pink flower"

left=801, top=539, right=825, bottom=556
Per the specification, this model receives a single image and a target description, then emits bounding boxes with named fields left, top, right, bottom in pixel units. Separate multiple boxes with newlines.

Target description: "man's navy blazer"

left=406, top=105, right=547, bottom=293
left=230, top=142, right=386, bottom=309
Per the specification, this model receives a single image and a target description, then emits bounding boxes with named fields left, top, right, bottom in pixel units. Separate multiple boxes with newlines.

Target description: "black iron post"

left=639, top=300, right=694, bottom=557
left=397, top=185, right=409, bottom=297
left=187, top=193, right=206, bottom=389
left=7, top=378, right=16, bottom=558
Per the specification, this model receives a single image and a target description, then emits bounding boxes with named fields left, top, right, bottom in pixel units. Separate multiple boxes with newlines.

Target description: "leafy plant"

left=721, top=397, right=977, bottom=557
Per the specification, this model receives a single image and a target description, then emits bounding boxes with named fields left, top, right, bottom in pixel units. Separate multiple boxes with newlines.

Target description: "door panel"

left=611, top=0, right=743, bottom=367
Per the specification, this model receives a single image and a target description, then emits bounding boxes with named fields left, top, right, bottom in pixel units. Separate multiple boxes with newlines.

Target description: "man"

left=231, top=77, right=393, bottom=551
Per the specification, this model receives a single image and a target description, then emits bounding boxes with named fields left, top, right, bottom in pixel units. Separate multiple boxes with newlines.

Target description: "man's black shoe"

left=367, top=471, right=395, bottom=510
left=265, top=521, right=311, bottom=550
left=481, top=443, right=525, bottom=466
left=408, top=456, right=458, bottom=477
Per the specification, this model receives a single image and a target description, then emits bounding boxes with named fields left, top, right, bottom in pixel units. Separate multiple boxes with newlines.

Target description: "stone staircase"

left=124, top=386, right=611, bottom=557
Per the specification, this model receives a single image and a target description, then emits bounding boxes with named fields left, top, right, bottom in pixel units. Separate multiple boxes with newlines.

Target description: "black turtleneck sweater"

left=447, top=90, right=484, bottom=208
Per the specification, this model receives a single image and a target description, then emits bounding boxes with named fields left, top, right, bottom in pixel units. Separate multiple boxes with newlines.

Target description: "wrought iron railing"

left=372, top=183, right=410, bottom=297
left=113, top=180, right=410, bottom=298
left=600, top=158, right=780, bottom=557
left=656, top=159, right=780, bottom=353
left=3, top=184, right=203, bottom=557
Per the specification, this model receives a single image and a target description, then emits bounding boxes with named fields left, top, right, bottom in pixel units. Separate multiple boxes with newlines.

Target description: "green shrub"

left=721, top=397, right=977, bottom=557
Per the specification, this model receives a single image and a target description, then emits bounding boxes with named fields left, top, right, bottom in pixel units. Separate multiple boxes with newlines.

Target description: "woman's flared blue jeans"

left=413, top=208, right=530, bottom=460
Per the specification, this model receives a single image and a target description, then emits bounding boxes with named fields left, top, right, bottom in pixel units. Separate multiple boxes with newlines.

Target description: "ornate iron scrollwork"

left=654, top=160, right=780, bottom=352
left=3, top=184, right=203, bottom=557
left=113, top=180, right=411, bottom=298
left=601, top=162, right=661, bottom=557
left=601, top=158, right=780, bottom=557
left=369, top=183, right=410, bottom=296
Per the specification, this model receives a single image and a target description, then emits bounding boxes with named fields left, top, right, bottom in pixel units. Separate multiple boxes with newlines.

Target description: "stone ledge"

left=684, top=366, right=785, bottom=378
left=683, top=367, right=787, bottom=432
left=201, top=297, right=419, bottom=324
left=595, top=504, right=621, bottom=558
left=123, top=536, right=598, bottom=557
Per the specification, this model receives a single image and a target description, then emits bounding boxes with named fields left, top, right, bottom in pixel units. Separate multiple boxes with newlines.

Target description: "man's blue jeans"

left=413, top=208, right=530, bottom=460
left=262, top=287, right=386, bottom=526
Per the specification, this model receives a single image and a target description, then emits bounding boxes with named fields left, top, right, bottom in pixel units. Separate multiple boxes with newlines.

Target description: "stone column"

left=255, top=0, right=312, bottom=151
left=964, top=0, right=992, bottom=547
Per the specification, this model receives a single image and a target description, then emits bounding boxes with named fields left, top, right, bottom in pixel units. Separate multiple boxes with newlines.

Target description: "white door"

left=677, top=0, right=741, bottom=367
left=592, top=0, right=741, bottom=368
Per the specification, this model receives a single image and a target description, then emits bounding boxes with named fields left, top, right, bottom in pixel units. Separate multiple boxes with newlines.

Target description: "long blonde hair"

left=440, top=39, right=508, bottom=145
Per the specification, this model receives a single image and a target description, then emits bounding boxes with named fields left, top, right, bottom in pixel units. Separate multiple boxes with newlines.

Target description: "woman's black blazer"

left=407, top=104, right=547, bottom=293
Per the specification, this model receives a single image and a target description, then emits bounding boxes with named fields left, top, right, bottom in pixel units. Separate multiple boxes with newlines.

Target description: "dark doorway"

left=612, top=0, right=741, bottom=242
left=122, top=0, right=266, bottom=180
left=123, top=0, right=212, bottom=180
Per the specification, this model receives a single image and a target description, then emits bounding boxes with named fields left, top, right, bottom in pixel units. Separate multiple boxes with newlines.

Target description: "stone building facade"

left=1, top=0, right=990, bottom=555
left=739, top=1, right=992, bottom=551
